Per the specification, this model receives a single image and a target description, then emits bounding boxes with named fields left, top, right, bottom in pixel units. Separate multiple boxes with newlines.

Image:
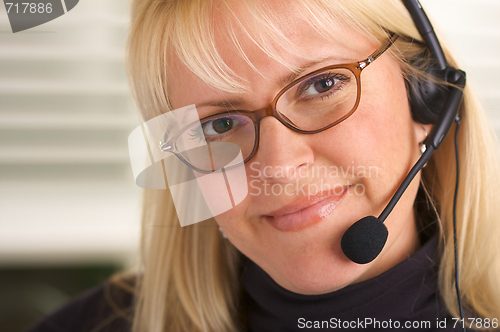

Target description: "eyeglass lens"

left=176, top=66, right=359, bottom=171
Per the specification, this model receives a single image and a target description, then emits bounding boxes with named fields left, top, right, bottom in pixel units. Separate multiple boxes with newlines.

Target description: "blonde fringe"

left=124, top=0, right=500, bottom=331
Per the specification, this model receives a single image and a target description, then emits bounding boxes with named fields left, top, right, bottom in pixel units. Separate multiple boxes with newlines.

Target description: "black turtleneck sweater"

left=28, top=235, right=466, bottom=332
left=242, top=235, right=461, bottom=331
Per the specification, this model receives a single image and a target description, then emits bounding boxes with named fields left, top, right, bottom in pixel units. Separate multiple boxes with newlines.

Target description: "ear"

left=412, top=121, right=432, bottom=146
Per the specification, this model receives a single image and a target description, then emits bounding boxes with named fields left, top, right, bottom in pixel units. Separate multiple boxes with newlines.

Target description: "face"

left=168, top=2, right=429, bottom=295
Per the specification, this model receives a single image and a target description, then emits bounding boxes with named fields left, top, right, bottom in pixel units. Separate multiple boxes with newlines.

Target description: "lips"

left=263, top=186, right=350, bottom=232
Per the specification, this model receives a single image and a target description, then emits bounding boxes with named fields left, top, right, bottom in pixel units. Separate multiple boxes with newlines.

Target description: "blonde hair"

left=124, top=0, right=500, bottom=331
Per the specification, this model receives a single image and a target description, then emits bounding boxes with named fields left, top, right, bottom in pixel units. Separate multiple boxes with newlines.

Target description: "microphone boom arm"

left=378, top=145, right=435, bottom=222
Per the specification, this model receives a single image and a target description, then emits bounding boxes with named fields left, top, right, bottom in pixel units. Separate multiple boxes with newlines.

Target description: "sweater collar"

left=242, top=235, right=450, bottom=331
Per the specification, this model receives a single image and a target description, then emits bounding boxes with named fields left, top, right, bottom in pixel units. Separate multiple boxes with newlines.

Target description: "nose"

left=251, top=116, right=314, bottom=183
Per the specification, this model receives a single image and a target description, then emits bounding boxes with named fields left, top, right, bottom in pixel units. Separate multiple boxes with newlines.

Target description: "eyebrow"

left=197, top=99, right=246, bottom=109
left=277, top=56, right=351, bottom=86
left=196, top=56, right=351, bottom=109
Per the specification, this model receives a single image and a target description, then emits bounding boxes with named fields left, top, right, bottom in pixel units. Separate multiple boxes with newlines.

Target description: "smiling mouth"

left=263, top=186, right=350, bottom=232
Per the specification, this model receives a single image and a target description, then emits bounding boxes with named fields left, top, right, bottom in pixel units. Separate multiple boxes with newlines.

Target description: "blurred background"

left=0, top=1, right=140, bottom=331
left=0, top=0, right=498, bottom=331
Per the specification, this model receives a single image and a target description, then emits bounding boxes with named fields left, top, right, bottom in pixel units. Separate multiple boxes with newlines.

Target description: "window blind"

left=0, top=0, right=141, bottom=266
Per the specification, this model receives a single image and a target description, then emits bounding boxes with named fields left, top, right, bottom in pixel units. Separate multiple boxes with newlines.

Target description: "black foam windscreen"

left=341, top=216, right=388, bottom=264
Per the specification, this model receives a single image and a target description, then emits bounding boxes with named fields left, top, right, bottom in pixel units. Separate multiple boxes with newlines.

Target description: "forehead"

left=167, top=1, right=376, bottom=109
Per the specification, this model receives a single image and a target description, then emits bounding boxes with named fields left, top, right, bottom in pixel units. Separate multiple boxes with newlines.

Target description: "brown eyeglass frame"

left=160, top=33, right=400, bottom=173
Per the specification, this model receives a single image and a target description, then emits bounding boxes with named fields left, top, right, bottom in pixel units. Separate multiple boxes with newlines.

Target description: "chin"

left=264, top=245, right=371, bottom=295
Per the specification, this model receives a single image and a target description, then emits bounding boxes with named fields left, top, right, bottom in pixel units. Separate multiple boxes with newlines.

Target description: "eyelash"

left=188, top=124, right=229, bottom=143
left=205, top=133, right=228, bottom=143
left=298, top=73, right=350, bottom=100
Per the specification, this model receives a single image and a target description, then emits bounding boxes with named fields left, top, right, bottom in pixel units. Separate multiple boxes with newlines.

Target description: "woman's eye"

left=303, top=76, right=338, bottom=96
left=304, top=78, right=338, bottom=96
left=187, top=114, right=250, bottom=144
left=203, top=117, right=234, bottom=135
left=295, top=72, right=352, bottom=101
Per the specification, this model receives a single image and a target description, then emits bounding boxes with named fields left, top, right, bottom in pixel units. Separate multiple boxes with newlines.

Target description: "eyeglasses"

left=160, top=33, right=399, bottom=173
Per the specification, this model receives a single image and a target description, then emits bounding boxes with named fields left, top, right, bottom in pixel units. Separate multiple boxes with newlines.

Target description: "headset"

left=340, top=0, right=466, bottom=329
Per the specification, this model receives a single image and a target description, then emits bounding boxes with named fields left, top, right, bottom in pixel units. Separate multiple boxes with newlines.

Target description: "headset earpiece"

left=406, top=48, right=450, bottom=124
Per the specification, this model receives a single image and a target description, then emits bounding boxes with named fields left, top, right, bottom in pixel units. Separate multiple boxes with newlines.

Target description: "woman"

left=27, top=0, right=500, bottom=331
left=125, top=0, right=500, bottom=331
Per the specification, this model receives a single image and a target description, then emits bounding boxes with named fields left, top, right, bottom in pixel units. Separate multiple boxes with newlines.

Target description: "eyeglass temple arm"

left=357, top=33, right=399, bottom=70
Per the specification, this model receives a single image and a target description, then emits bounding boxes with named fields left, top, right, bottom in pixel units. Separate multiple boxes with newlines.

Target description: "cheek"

left=194, top=160, right=251, bottom=223
left=214, top=199, right=267, bottom=262
left=211, top=166, right=259, bottom=245
left=356, top=66, right=413, bottom=149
